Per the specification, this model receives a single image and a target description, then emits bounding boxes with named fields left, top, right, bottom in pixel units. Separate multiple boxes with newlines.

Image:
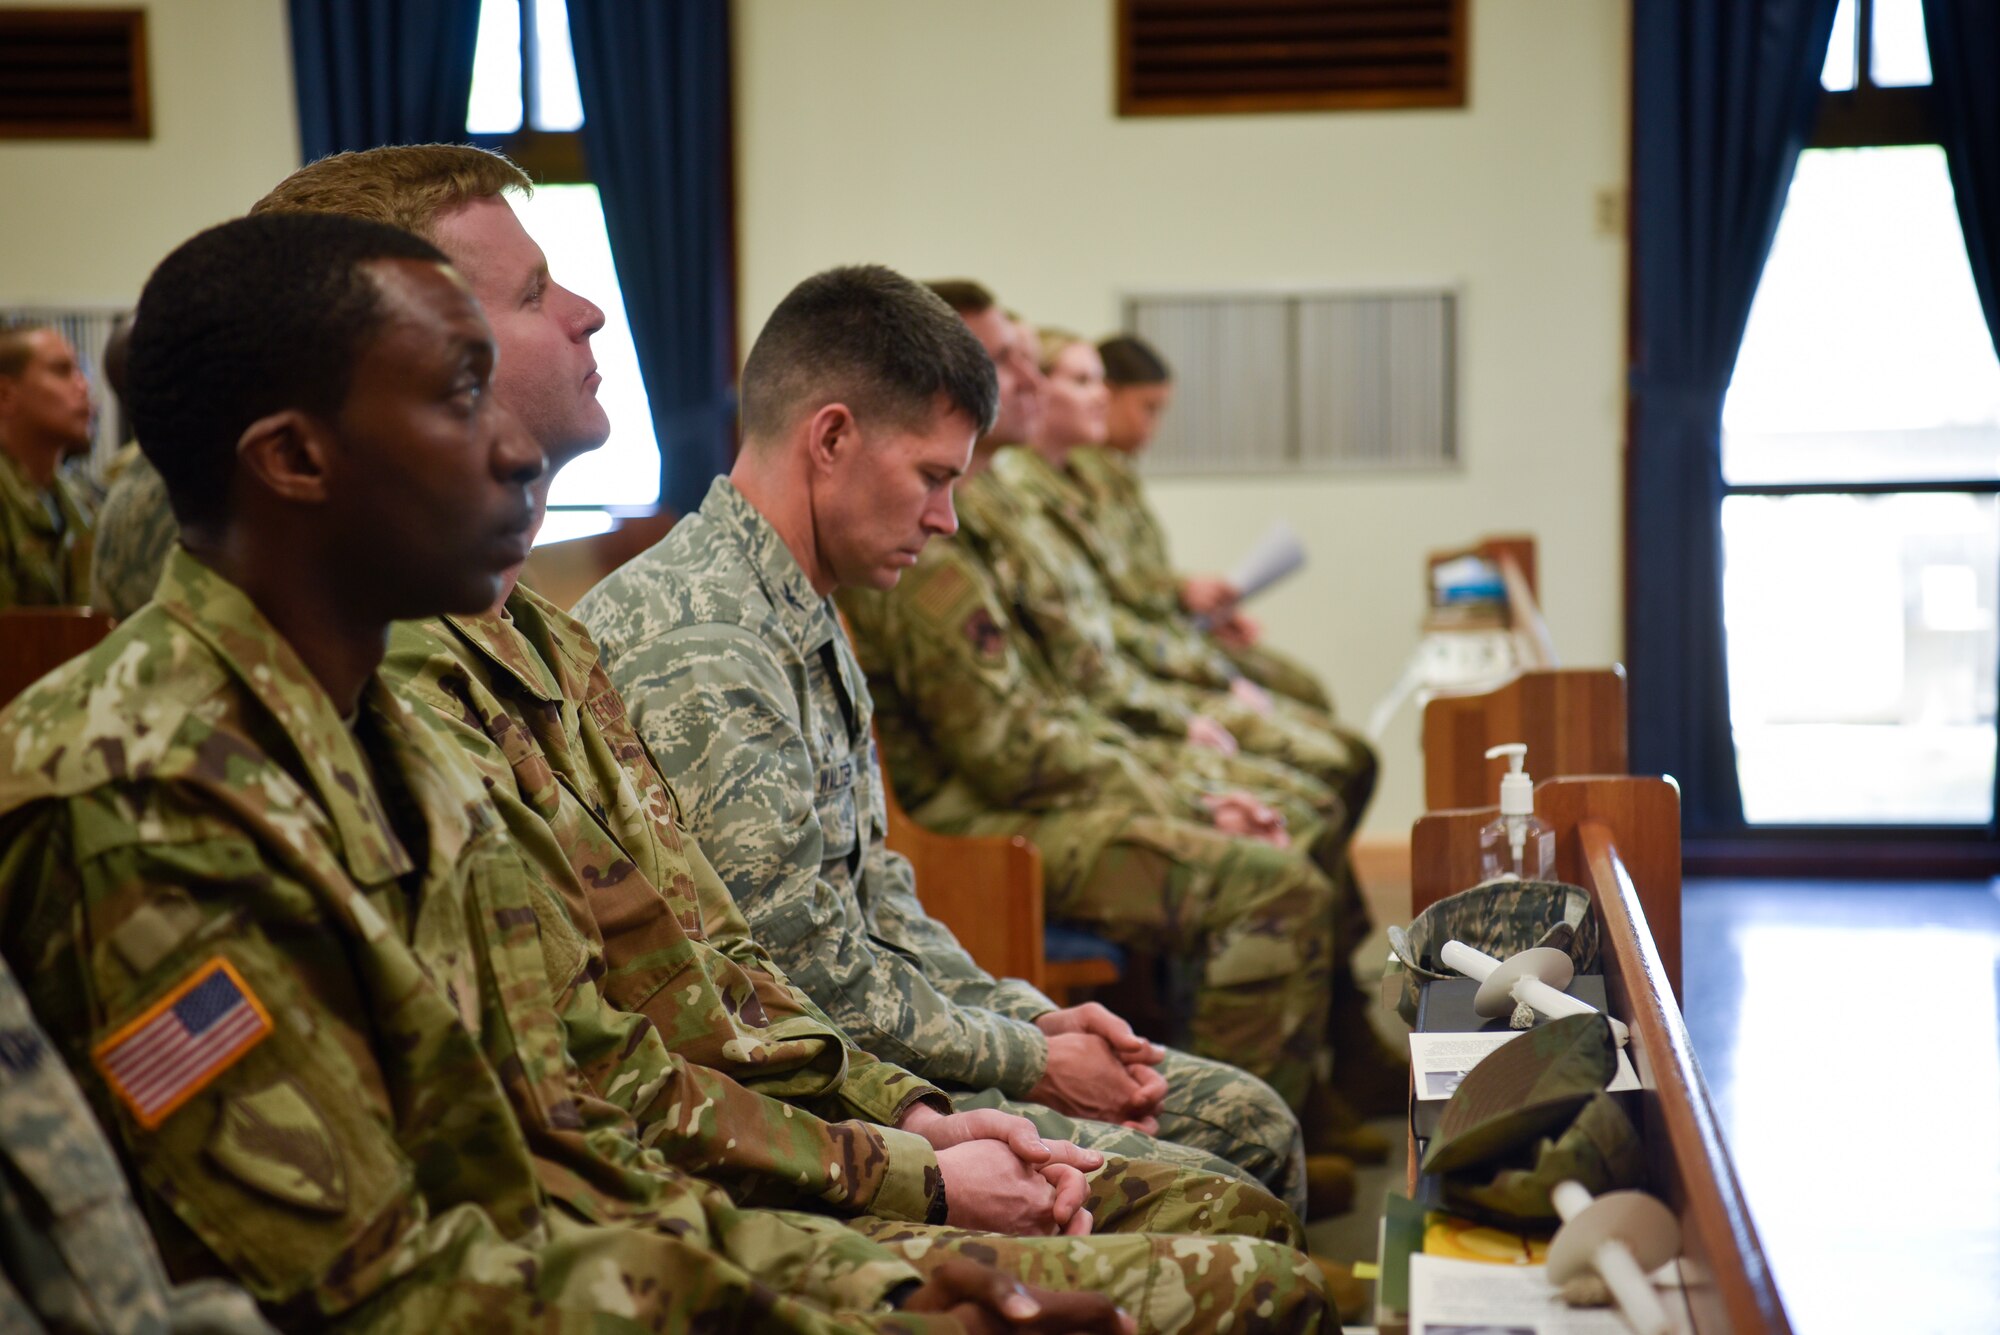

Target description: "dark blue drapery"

left=1628, top=0, right=1840, bottom=834
left=1923, top=0, right=2000, bottom=361
left=568, top=0, right=737, bottom=518
left=286, top=0, right=482, bottom=163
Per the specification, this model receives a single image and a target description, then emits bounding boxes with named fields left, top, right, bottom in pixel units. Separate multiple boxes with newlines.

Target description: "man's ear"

left=236, top=409, right=331, bottom=505
left=803, top=402, right=858, bottom=475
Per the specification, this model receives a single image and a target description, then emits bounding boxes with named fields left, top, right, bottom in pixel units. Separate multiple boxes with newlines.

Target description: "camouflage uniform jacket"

left=1061, top=447, right=1239, bottom=692
left=0, top=549, right=952, bottom=1331
left=0, top=448, right=94, bottom=608
left=0, top=951, right=276, bottom=1335
left=840, top=528, right=1197, bottom=881
left=576, top=478, right=1061, bottom=1096
left=1008, top=446, right=1243, bottom=697
left=88, top=449, right=176, bottom=619
left=380, top=587, right=950, bottom=1223
left=961, top=450, right=1193, bottom=738
left=1067, top=447, right=1334, bottom=715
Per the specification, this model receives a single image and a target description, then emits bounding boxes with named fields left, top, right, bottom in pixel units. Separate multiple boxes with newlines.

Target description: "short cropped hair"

left=925, top=279, right=997, bottom=317
left=0, top=320, right=56, bottom=379
left=741, top=265, right=998, bottom=442
left=128, top=213, right=448, bottom=529
left=250, top=143, right=533, bottom=242
left=1099, top=334, right=1172, bottom=386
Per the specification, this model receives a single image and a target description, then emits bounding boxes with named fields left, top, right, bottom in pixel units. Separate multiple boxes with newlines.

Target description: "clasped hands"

left=897, top=1003, right=1166, bottom=1238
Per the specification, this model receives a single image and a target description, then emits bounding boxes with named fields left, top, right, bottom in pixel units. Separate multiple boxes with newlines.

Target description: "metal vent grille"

left=1118, top=0, right=1467, bottom=117
left=0, top=9, right=150, bottom=139
left=1126, top=289, right=1456, bottom=476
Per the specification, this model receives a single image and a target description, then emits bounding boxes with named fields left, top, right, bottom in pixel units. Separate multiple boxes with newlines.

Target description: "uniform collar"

left=703, top=476, right=839, bottom=656
left=442, top=587, right=573, bottom=707
left=153, top=548, right=416, bottom=886
left=0, top=449, right=58, bottom=535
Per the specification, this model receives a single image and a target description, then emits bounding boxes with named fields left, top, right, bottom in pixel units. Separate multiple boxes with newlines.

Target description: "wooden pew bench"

left=1407, top=776, right=1790, bottom=1334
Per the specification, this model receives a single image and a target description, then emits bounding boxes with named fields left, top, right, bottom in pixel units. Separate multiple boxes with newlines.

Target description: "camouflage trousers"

left=852, top=1214, right=1328, bottom=1334
left=1173, top=683, right=1378, bottom=844
left=1224, top=640, right=1333, bottom=715
left=948, top=1044, right=1310, bottom=1219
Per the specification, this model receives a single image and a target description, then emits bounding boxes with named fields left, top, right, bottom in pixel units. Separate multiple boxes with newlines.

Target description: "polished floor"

left=1681, top=877, right=2000, bottom=1334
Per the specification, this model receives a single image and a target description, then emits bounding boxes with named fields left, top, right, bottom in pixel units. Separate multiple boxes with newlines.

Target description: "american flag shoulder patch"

left=92, top=956, right=273, bottom=1131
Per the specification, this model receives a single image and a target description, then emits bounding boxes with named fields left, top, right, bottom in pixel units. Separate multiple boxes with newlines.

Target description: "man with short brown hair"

left=0, top=320, right=95, bottom=607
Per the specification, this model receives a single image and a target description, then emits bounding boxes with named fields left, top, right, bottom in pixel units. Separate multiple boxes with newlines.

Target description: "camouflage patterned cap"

left=1385, top=879, right=1600, bottom=1025
left=1421, top=1012, right=1618, bottom=1175
left=1443, top=1090, right=1646, bottom=1225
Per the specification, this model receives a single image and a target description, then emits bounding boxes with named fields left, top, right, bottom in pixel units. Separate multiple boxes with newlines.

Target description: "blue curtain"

left=286, top=0, right=482, bottom=163
left=1924, top=0, right=2000, bottom=360
left=567, top=0, right=737, bottom=518
left=1628, top=0, right=1840, bottom=835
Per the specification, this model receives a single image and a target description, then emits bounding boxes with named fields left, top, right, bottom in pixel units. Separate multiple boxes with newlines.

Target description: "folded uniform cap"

left=1386, top=879, right=1600, bottom=1025
left=1422, top=1012, right=1618, bottom=1175
left=1445, top=1090, right=1646, bottom=1224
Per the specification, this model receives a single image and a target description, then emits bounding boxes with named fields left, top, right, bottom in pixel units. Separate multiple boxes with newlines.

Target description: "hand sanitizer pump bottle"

left=1478, top=743, right=1555, bottom=882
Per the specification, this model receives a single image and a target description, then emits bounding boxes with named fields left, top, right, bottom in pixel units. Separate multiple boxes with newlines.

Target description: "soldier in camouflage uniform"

left=0, top=216, right=1330, bottom=1331
left=1088, top=334, right=1334, bottom=715
left=0, top=952, right=277, bottom=1334
left=88, top=449, right=175, bottom=618
left=0, top=322, right=97, bottom=608
left=245, top=145, right=1298, bottom=1244
left=577, top=268, right=1330, bottom=1230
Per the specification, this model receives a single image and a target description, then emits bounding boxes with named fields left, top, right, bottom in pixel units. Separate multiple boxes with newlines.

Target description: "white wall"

left=0, top=0, right=299, bottom=306
left=736, top=0, right=1631, bottom=836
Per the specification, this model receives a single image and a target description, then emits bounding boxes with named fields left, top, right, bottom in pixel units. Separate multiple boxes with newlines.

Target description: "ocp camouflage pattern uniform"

left=380, top=584, right=1298, bottom=1239
left=840, top=526, right=1336, bottom=1115
left=0, top=447, right=95, bottom=608
left=87, top=448, right=176, bottom=619
left=991, top=447, right=1372, bottom=842
left=0, top=550, right=1330, bottom=1332
left=575, top=478, right=1315, bottom=1215
left=0, top=952, right=276, bottom=1334
left=1065, top=445, right=1332, bottom=714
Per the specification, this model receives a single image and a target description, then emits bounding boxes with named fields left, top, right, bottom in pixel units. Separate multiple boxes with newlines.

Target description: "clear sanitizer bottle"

left=1478, top=743, right=1555, bottom=882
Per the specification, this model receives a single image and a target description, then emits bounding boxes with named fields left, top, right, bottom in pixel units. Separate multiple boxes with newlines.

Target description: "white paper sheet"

left=1410, top=1255, right=1638, bottom=1335
left=1409, top=1030, right=1640, bottom=1106
left=1227, top=520, right=1306, bottom=602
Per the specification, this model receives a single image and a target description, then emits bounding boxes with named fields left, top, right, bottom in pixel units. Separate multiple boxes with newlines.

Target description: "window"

left=468, top=0, right=660, bottom=544
left=1719, top=0, right=2000, bottom=826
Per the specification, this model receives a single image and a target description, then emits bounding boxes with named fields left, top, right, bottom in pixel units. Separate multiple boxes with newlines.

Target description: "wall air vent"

left=0, top=8, right=150, bottom=139
left=1117, top=0, right=1466, bottom=117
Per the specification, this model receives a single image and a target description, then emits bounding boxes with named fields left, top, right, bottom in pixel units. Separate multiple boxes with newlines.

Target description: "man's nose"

left=925, top=490, right=959, bottom=537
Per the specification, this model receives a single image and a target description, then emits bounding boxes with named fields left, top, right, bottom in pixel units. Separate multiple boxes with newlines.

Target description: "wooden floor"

left=1681, top=876, right=2000, bottom=1334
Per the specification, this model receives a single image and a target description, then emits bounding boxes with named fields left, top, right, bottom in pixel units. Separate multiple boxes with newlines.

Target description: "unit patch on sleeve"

left=92, top=957, right=273, bottom=1130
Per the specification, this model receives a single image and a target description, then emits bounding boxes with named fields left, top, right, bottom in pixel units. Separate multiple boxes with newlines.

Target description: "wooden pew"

left=1421, top=666, right=1630, bottom=811
left=1410, top=777, right=1788, bottom=1334
left=0, top=606, right=115, bottom=709
left=1419, top=535, right=1630, bottom=812
left=878, top=748, right=1119, bottom=1003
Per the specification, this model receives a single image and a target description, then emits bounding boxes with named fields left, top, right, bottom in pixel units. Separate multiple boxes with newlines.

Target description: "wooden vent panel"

left=1119, top=0, right=1466, bottom=116
left=0, top=9, right=150, bottom=139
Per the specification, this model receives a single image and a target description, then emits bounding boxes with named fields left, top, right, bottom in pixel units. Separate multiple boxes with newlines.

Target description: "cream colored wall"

left=0, top=0, right=299, bottom=306
left=736, top=0, right=1631, bottom=836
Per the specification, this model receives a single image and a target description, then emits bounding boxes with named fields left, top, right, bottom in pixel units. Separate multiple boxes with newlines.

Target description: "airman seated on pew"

left=244, top=143, right=1315, bottom=1262
left=0, top=320, right=97, bottom=608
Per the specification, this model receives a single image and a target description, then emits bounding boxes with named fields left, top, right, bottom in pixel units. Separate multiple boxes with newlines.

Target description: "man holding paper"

left=1088, top=334, right=1343, bottom=717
